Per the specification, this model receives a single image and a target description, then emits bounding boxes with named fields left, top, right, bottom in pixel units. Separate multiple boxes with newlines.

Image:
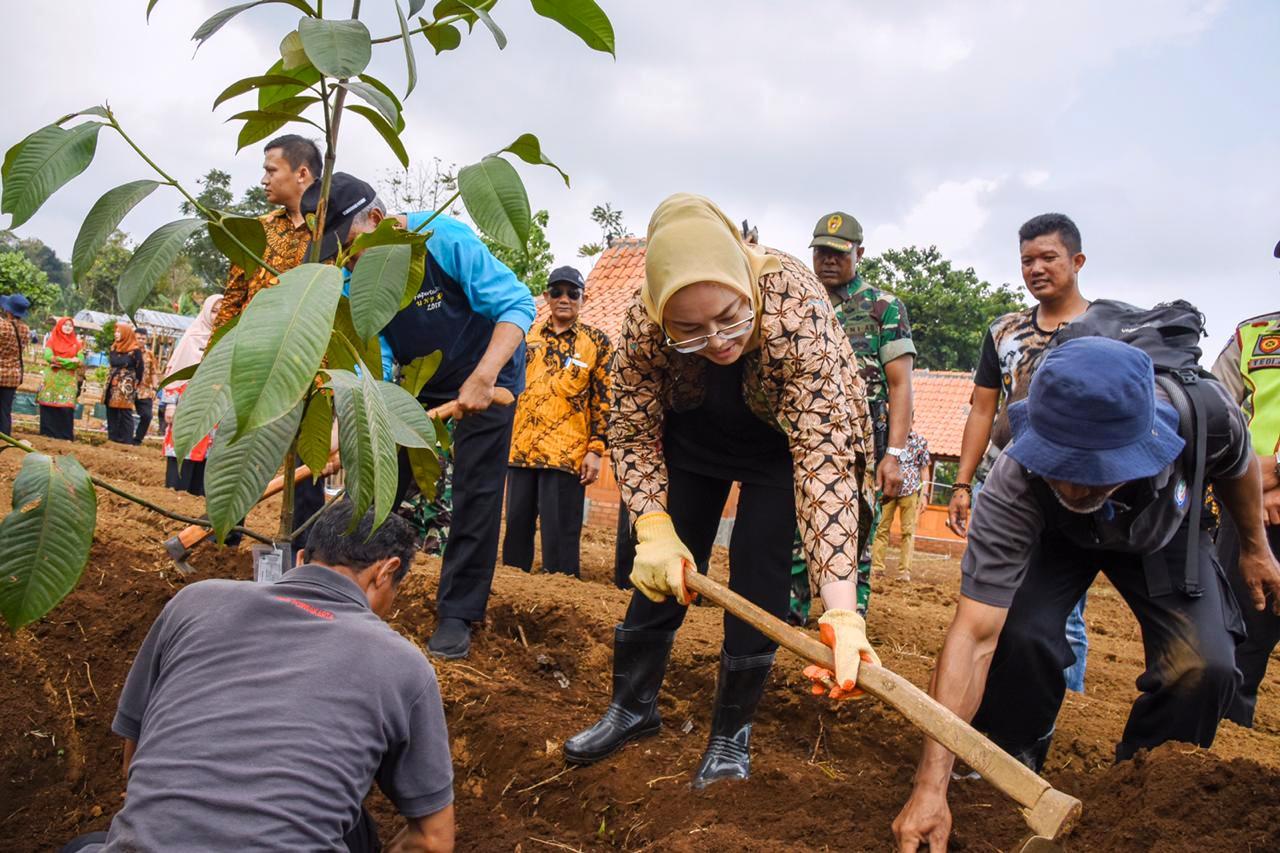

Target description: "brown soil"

left=2, top=432, right=1279, bottom=851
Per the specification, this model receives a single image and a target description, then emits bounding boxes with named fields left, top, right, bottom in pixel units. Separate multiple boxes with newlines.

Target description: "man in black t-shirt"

left=893, top=338, right=1280, bottom=852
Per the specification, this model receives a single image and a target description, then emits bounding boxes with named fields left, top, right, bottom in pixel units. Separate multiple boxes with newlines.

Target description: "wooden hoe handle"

left=682, top=568, right=1082, bottom=841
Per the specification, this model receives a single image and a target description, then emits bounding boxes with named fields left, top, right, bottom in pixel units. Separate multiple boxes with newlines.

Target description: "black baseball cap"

left=1274, top=239, right=1279, bottom=259
left=300, top=172, right=377, bottom=261
left=547, top=265, right=586, bottom=289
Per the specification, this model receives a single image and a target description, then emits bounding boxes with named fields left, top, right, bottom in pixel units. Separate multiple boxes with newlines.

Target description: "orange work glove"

left=804, top=609, right=881, bottom=700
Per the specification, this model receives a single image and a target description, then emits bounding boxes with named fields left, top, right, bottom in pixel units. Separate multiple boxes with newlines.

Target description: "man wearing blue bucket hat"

left=894, top=336, right=1280, bottom=851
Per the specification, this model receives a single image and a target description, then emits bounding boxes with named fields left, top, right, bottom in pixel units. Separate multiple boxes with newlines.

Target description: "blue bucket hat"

left=1006, top=337, right=1185, bottom=486
left=0, top=293, right=30, bottom=319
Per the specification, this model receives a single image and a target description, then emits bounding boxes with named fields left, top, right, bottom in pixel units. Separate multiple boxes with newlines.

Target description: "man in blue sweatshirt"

left=308, top=173, right=536, bottom=659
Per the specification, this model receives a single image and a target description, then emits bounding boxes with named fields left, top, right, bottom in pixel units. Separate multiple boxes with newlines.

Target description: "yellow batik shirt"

left=509, top=319, right=613, bottom=473
left=214, top=208, right=311, bottom=328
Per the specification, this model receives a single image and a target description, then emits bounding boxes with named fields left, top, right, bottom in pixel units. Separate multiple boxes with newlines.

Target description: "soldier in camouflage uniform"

left=789, top=212, right=916, bottom=622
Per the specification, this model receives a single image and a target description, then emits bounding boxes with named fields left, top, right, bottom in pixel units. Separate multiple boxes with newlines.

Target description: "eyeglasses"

left=664, top=311, right=756, bottom=354
left=547, top=286, right=582, bottom=300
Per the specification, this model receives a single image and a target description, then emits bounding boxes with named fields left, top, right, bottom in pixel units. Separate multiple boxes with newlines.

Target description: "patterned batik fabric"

left=0, top=317, right=30, bottom=388
left=985, top=307, right=1055, bottom=450
left=610, top=247, right=876, bottom=593
left=36, top=353, right=81, bottom=408
left=509, top=320, right=613, bottom=474
left=214, top=208, right=312, bottom=329
left=898, top=431, right=931, bottom=496
left=135, top=349, right=158, bottom=401
left=827, top=275, right=916, bottom=407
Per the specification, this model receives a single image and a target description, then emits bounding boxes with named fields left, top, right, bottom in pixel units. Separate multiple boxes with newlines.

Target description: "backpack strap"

left=1156, top=370, right=1207, bottom=597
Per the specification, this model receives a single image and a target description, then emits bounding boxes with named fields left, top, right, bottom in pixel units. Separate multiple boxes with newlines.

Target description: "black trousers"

left=0, top=386, right=15, bottom=436
left=973, top=519, right=1243, bottom=761
left=395, top=399, right=515, bottom=622
left=39, top=405, right=75, bottom=440
left=1215, top=512, right=1280, bottom=727
left=133, top=399, right=153, bottom=444
left=615, top=501, right=635, bottom=589
left=622, top=466, right=796, bottom=657
left=156, top=400, right=168, bottom=435
left=502, top=466, right=585, bottom=576
left=106, top=407, right=135, bottom=444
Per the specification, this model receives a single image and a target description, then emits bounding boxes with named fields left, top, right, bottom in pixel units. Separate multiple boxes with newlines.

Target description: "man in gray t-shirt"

left=64, top=501, right=455, bottom=853
left=893, top=338, right=1280, bottom=852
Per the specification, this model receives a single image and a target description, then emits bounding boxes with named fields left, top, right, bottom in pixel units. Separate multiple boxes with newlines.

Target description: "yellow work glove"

left=803, top=609, right=881, bottom=700
left=630, top=512, right=695, bottom=605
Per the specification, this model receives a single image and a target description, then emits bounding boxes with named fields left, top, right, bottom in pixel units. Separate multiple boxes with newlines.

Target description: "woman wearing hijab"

left=564, top=194, right=879, bottom=787
left=162, top=295, right=222, bottom=495
left=37, top=317, right=84, bottom=440
left=105, top=323, right=144, bottom=444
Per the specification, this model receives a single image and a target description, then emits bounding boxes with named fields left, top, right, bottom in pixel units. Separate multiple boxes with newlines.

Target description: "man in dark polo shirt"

left=893, top=337, right=1280, bottom=852
left=64, top=502, right=455, bottom=852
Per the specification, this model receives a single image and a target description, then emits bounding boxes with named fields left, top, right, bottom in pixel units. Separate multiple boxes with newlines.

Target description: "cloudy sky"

left=5, top=0, right=1277, bottom=352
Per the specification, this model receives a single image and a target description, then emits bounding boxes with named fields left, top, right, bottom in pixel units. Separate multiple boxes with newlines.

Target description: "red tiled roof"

left=533, top=237, right=645, bottom=343
left=912, top=370, right=972, bottom=459
left=534, top=240, right=974, bottom=458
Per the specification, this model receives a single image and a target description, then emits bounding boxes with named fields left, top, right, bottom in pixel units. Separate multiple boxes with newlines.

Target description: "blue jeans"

left=1063, top=594, right=1089, bottom=692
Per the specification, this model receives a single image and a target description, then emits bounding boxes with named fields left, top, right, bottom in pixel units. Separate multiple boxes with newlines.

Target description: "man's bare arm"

left=122, top=737, right=136, bottom=781
left=877, top=355, right=915, bottom=496
left=387, top=804, right=455, bottom=853
left=456, top=322, right=525, bottom=414
left=947, top=387, right=999, bottom=534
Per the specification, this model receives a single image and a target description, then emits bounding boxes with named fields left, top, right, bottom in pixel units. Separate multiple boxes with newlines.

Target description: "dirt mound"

left=2, top=433, right=1279, bottom=851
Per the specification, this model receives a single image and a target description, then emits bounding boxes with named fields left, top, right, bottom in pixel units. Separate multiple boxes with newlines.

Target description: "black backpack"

left=1045, top=299, right=1218, bottom=596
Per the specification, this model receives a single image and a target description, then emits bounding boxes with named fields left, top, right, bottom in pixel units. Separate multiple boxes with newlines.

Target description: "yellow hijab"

left=641, top=193, right=782, bottom=336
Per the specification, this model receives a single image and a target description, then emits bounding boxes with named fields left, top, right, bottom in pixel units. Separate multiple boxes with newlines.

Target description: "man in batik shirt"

left=788, top=211, right=916, bottom=622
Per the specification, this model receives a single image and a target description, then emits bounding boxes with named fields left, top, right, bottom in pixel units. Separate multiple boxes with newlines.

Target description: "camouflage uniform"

left=789, top=275, right=915, bottom=621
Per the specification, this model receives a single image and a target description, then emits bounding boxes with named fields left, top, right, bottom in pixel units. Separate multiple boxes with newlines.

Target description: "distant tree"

left=80, top=230, right=133, bottom=313
left=379, top=159, right=463, bottom=217
left=147, top=255, right=205, bottom=314
left=0, top=250, right=61, bottom=322
left=859, top=245, right=1026, bottom=372
left=481, top=210, right=554, bottom=296
left=180, top=169, right=273, bottom=287
left=577, top=202, right=627, bottom=259
left=93, top=319, right=117, bottom=353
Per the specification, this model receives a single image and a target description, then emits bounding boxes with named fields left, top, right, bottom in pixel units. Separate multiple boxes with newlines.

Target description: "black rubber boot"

left=691, top=649, right=775, bottom=789
left=1014, top=728, right=1055, bottom=774
left=564, top=627, right=675, bottom=765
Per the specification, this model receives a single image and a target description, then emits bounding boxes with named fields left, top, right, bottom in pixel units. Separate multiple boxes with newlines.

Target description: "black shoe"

left=427, top=617, right=472, bottom=659
left=692, top=649, right=775, bottom=789
left=564, top=627, right=674, bottom=765
left=1011, top=729, right=1055, bottom=774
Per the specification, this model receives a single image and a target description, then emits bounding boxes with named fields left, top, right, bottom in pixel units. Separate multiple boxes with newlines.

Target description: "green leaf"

left=346, top=105, right=409, bottom=169
left=54, top=106, right=111, bottom=125
left=71, top=180, right=159, bottom=285
left=332, top=297, right=383, bottom=381
left=279, top=31, right=310, bottom=71
left=349, top=244, right=412, bottom=341
left=208, top=215, right=268, bottom=278
left=157, top=362, right=198, bottom=390
left=499, top=133, right=570, bottom=187
left=395, top=1, right=419, bottom=96
left=531, top=0, right=615, bottom=57
left=205, top=401, right=305, bottom=542
left=237, top=117, right=289, bottom=152
left=231, top=263, right=342, bottom=434
left=296, top=391, right=334, bottom=479
left=146, top=0, right=161, bottom=21
left=327, top=370, right=398, bottom=530
left=458, top=156, right=530, bottom=252
left=232, top=95, right=321, bottom=150
left=117, top=219, right=206, bottom=316
left=433, top=0, right=494, bottom=29
left=459, top=1, right=505, bottom=48
left=405, top=446, right=441, bottom=499
left=376, top=382, right=434, bottom=448
left=1, top=122, right=103, bottom=229
left=324, top=329, right=359, bottom=374
left=402, top=350, right=442, bottom=398
left=345, top=215, right=429, bottom=258
left=173, top=327, right=238, bottom=462
left=260, top=59, right=322, bottom=107
left=299, top=18, right=372, bottom=78
left=0, top=453, right=96, bottom=631
left=213, top=74, right=310, bottom=109
left=404, top=242, right=427, bottom=309
left=421, top=20, right=461, bottom=53
left=341, top=81, right=401, bottom=131
left=193, top=0, right=315, bottom=49
left=408, top=0, right=428, bottom=15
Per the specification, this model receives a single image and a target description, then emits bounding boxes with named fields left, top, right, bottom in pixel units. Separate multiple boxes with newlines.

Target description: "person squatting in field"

left=58, top=501, right=454, bottom=853
left=562, top=193, right=879, bottom=788
left=892, top=337, right=1280, bottom=852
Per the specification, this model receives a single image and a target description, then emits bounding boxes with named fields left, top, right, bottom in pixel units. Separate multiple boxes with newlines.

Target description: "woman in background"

left=37, top=317, right=83, bottom=440
left=105, top=323, right=143, bottom=444
left=162, top=295, right=222, bottom=495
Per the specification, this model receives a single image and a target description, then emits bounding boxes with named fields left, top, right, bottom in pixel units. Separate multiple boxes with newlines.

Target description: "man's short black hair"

left=1019, top=213, right=1082, bottom=255
left=305, top=499, right=415, bottom=583
left=264, top=134, right=323, bottom=179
